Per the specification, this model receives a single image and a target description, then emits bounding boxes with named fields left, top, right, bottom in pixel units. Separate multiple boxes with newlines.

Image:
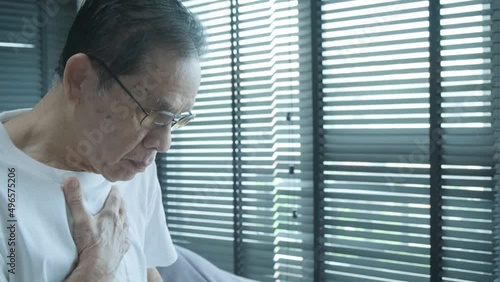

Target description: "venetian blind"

left=160, top=0, right=499, bottom=281
left=0, top=0, right=42, bottom=111
left=321, top=1, right=432, bottom=280
left=320, top=0, right=495, bottom=281
left=440, top=0, right=494, bottom=281
left=0, top=0, right=75, bottom=111
left=161, top=0, right=314, bottom=281
left=159, top=0, right=237, bottom=274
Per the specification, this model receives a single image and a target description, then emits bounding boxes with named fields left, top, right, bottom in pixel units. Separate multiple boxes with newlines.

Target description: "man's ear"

left=62, top=53, right=98, bottom=105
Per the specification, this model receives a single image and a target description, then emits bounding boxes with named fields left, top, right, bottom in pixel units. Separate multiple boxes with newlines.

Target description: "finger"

left=119, top=198, right=127, bottom=216
left=123, top=221, right=129, bottom=233
left=121, top=239, right=130, bottom=254
left=62, top=177, right=89, bottom=225
left=120, top=196, right=127, bottom=210
left=103, top=185, right=121, bottom=213
left=119, top=206, right=126, bottom=218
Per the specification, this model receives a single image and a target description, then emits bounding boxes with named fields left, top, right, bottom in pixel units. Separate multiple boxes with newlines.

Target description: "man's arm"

left=147, top=268, right=163, bottom=282
left=62, top=177, right=129, bottom=282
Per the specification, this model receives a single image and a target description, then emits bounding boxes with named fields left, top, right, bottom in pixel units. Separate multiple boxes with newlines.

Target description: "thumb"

left=63, top=177, right=89, bottom=225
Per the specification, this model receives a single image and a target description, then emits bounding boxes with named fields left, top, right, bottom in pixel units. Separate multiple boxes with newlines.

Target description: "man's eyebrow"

left=150, top=97, right=192, bottom=113
left=152, top=97, right=175, bottom=112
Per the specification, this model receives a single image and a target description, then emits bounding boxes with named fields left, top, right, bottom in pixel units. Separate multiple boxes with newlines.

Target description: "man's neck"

left=3, top=84, right=86, bottom=172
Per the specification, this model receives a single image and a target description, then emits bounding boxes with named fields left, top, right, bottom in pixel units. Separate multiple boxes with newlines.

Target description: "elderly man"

left=0, top=0, right=204, bottom=281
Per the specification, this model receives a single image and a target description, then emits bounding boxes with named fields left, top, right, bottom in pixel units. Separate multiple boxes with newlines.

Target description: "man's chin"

left=101, top=168, right=137, bottom=183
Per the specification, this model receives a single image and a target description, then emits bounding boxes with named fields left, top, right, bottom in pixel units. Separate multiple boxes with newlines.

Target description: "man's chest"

left=5, top=185, right=149, bottom=282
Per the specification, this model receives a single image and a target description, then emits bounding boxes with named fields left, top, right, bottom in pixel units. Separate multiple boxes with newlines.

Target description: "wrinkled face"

left=70, top=49, right=201, bottom=182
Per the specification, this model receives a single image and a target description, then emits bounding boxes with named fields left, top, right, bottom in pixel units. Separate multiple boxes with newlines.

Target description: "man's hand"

left=63, top=177, right=129, bottom=282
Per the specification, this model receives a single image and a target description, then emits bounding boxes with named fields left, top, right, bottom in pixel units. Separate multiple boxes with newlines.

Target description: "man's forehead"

left=130, top=77, right=195, bottom=113
left=132, top=52, right=199, bottom=112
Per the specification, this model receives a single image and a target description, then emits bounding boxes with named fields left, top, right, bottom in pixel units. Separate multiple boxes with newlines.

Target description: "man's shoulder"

left=0, top=108, right=32, bottom=158
left=0, top=108, right=32, bottom=123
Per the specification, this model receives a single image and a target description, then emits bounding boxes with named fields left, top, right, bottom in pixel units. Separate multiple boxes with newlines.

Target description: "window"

left=0, top=0, right=75, bottom=111
left=160, top=0, right=498, bottom=281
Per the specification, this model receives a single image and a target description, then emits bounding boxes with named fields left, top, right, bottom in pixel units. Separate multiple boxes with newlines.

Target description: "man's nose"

left=142, top=126, right=172, bottom=153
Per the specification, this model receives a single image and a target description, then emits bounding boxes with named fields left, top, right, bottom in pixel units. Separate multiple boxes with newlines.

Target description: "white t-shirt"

left=0, top=109, right=177, bottom=282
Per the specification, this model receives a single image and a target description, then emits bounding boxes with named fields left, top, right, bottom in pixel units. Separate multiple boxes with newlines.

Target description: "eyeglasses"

left=86, top=54, right=195, bottom=130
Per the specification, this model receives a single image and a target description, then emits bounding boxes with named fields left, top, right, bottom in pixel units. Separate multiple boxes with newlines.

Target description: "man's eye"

left=153, top=115, right=173, bottom=125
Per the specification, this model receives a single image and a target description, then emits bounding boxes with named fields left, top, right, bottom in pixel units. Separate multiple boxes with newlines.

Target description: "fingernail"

left=66, top=177, right=78, bottom=188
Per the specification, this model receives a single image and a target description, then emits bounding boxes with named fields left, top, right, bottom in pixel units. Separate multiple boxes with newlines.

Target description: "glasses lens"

left=172, top=115, right=195, bottom=129
left=141, top=111, right=174, bottom=129
left=141, top=111, right=195, bottom=129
